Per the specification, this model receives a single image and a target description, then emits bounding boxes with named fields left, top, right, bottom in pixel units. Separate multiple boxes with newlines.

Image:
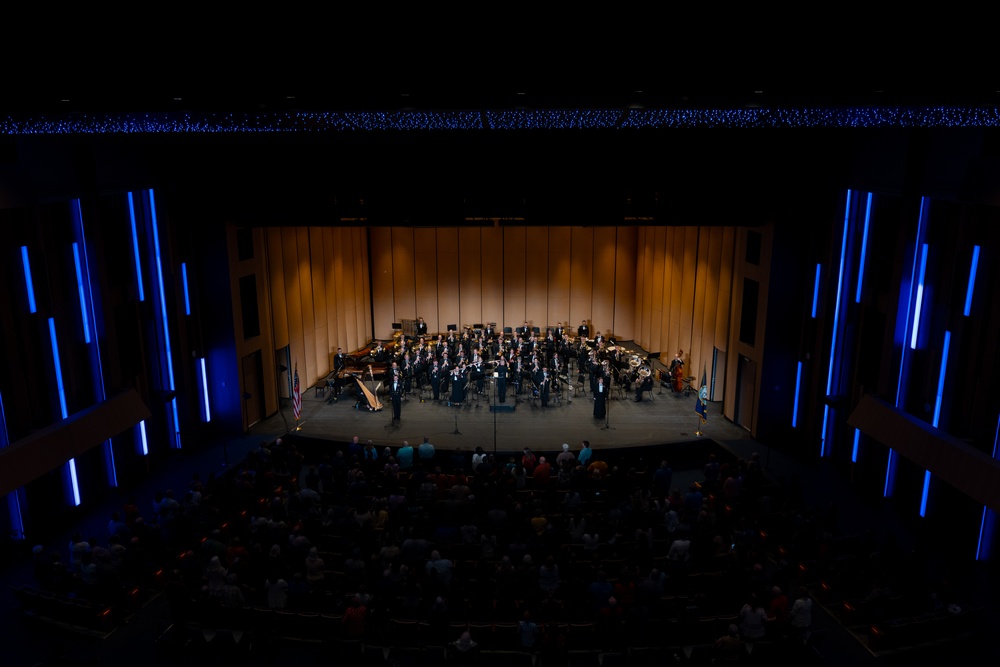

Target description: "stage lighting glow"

left=852, top=428, right=860, bottom=463
left=50, top=318, right=79, bottom=505
left=138, top=419, right=148, bottom=456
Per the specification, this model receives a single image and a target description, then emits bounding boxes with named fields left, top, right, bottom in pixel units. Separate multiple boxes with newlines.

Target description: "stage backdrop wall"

left=258, top=225, right=745, bottom=417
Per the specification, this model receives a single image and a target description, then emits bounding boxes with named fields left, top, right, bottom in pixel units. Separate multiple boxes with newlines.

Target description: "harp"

left=354, top=364, right=383, bottom=411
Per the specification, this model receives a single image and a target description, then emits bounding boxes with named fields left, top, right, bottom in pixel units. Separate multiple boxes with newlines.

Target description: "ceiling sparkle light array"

left=4, top=106, right=1000, bottom=135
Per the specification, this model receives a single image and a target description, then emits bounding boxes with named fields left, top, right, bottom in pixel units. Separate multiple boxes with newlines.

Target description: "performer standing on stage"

left=416, top=316, right=428, bottom=336
left=390, top=371, right=404, bottom=422
left=496, top=355, right=509, bottom=402
left=539, top=368, right=551, bottom=407
left=430, top=361, right=443, bottom=402
left=450, top=364, right=467, bottom=407
left=594, top=375, right=607, bottom=419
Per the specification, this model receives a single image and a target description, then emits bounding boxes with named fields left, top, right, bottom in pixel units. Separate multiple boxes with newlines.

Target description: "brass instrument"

left=638, top=364, right=651, bottom=378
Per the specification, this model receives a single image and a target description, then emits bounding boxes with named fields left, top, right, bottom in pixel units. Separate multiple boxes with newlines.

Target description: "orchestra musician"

left=334, top=347, right=347, bottom=373
left=416, top=316, right=428, bottom=336
left=635, top=369, right=654, bottom=402
left=578, top=319, right=590, bottom=339
left=470, top=352, right=486, bottom=394
left=518, top=321, right=531, bottom=339
left=669, top=349, right=685, bottom=393
left=538, top=368, right=552, bottom=407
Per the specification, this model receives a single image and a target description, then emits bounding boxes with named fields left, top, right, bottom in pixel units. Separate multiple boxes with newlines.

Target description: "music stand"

left=447, top=324, right=457, bottom=332
left=392, top=323, right=402, bottom=330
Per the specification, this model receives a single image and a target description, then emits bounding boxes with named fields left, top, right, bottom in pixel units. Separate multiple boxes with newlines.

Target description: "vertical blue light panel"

left=72, top=243, right=91, bottom=343
left=919, top=470, right=931, bottom=517
left=49, top=318, right=80, bottom=506
left=199, top=357, right=211, bottom=422
left=852, top=428, right=860, bottom=463
left=21, top=246, right=37, bottom=313
left=0, top=390, right=25, bottom=539
left=182, top=262, right=191, bottom=316
left=138, top=419, right=148, bottom=456
left=792, top=361, right=803, bottom=428
left=964, top=245, right=980, bottom=317
left=978, top=413, right=1000, bottom=560
left=933, top=331, right=951, bottom=427
left=811, top=264, right=821, bottom=318
left=889, top=197, right=928, bottom=498
left=856, top=193, right=872, bottom=303
left=128, top=192, right=146, bottom=302
left=148, top=190, right=181, bottom=448
left=910, top=244, right=928, bottom=350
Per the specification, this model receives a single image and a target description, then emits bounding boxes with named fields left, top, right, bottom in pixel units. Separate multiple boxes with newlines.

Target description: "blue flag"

left=695, top=368, right=708, bottom=422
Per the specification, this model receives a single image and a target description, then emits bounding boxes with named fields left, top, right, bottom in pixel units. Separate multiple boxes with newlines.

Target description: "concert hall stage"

left=289, top=363, right=748, bottom=458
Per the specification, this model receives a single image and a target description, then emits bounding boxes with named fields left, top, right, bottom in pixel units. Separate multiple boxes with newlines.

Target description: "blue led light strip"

left=128, top=193, right=145, bottom=302
left=964, top=245, right=980, bottom=317
left=72, top=243, right=91, bottom=343
left=182, top=262, right=191, bottom=316
left=0, top=390, right=25, bottom=538
left=792, top=361, right=803, bottom=428
left=71, top=199, right=116, bottom=488
left=977, top=413, right=1000, bottom=560
left=856, top=193, right=872, bottom=303
left=138, top=419, right=148, bottom=456
left=852, top=428, right=860, bottom=463
left=888, top=197, right=929, bottom=497
left=933, top=331, right=951, bottom=427
left=49, top=318, right=80, bottom=506
left=21, top=246, right=37, bottom=313
left=919, top=470, right=931, bottom=517
left=811, top=264, right=821, bottom=318
left=148, top=190, right=181, bottom=448
left=821, top=190, right=852, bottom=457
left=911, top=244, right=929, bottom=350
left=199, top=357, right=211, bottom=422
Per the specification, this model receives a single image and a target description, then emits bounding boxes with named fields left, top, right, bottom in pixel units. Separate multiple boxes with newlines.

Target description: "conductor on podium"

left=390, top=371, right=404, bottom=422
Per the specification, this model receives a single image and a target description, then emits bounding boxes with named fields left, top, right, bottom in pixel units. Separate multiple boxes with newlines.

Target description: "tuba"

left=638, top=364, right=651, bottom=378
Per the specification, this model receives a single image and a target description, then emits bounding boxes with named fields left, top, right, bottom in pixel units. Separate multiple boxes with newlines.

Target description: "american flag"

left=292, top=364, right=302, bottom=420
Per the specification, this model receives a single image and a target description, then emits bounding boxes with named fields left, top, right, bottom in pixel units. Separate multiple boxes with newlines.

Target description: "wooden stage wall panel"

left=392, top=228, right=417, bottom=332
left=370, top=227, right=395, bottom=341
left=504, top=228, right=527, bottom=329
left=266, top=227, right=289, bottom=349
left=525, top=227, right=549, bottom=330
left=592, top=227, right=616, bottom=339
left=547, top=227, right=572, bottom=330
left=569, top=228, right=595, bottom=331
left=436, top=228, right=460, bottom=333
left=459, top=228, right=483, bottom=329
left=310, top=228, right=329, bottom=379
left=414, top=228, right=440, bottom=335
left=481, top=227, right=503, bottom=328
left=613, top=226, right=637, bottom=342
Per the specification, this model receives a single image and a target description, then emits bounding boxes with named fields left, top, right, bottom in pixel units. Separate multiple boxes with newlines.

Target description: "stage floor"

left=289, top=367, right=747, bottom=455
